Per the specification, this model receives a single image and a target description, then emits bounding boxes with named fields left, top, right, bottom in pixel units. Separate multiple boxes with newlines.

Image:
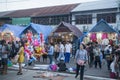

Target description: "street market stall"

left=82, top=19, right=118, bottom=45
left=0, top=24, right=25, bottom=42
left=49, top=21, right=82, bottom=43
left=49, top=22, right=82, bottom=57
left=20, top=23, right=53, bottom=59
left=20, top=23, right=53, bottom=44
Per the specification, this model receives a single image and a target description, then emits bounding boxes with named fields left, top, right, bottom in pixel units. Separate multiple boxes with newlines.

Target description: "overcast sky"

left=0, top=0, right=99, bottom=12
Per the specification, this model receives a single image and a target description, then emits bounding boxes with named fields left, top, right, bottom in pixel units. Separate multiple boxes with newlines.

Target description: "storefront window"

left=75, top=15, right=92, bottom=24
left=97, top=13, right=116, bottom=23
left=31, top=15, right=69, bottom=25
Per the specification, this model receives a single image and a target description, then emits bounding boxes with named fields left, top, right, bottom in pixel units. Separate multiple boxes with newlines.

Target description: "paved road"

left=67, top=57, right=110, bottom=77
left=0, top=70, right=115, bottom=80
left=35, top=57, right=110, bottom=78
left=0, top=57, right=115, bottom=80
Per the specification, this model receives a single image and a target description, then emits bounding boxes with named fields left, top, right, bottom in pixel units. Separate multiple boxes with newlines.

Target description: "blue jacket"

left=48, top=46, right=54, bottom=55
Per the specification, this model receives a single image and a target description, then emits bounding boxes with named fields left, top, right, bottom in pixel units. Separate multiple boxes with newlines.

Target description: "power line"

left=0, top=0, right=30, bottom=3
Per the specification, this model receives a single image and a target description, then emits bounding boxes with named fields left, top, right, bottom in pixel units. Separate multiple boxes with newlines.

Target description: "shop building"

left=71, top=0, right=120, bottom=32
left=0, top=3, right=79, bottom=27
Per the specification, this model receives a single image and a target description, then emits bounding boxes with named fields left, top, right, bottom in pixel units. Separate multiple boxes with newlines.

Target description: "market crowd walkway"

left=1, top=57, right=117, bottom=80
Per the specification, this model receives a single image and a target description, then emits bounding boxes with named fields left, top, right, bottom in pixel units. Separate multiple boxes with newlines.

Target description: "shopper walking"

left=57, top=42, right=64, bottom=61
left=65, top=41, right=72, bottom=63
left=1, top=40, right=9, bottom=75
left=93, top=45, right=102, bottom=69
left=48, top=43, right=54, bottom=64
left=17, top=42, right=25, bottom=75
left=75, top=44, right=88, bottom=80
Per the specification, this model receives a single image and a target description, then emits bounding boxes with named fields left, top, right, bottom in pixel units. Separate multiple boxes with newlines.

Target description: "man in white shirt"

left=102, top=38, right=109, bottom=46
left=65, top=41, right=72, bottom=63
left=57, top=42, right=65, bottom=61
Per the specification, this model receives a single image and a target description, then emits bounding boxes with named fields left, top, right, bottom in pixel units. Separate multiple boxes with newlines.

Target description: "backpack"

left=57, top=62, right=66, bottom=71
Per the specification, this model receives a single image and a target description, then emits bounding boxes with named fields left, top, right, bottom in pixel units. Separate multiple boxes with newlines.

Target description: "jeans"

left=57, top=52, right=65, bottom=61
left=54, top=52, right=59, bottom=60
left=48, top=55, right=53, bottom=64
left=94, top=56, right=101, bottom=69
left=65, top=52, right=70, bottom=63
left=76, top=63, right=85, bottom=80
left=89, top=56, right=94, bottom=67
left=107, top=60, right=112, bottom=70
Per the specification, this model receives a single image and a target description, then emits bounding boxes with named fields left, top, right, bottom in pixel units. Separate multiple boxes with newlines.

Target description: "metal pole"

left=117, top=0, right=120, bottom=30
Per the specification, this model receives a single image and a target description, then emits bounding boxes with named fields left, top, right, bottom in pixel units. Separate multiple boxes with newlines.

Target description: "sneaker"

left=75, top=75, right=78, bottom=78
left=17, top=72, right=23, bottom=75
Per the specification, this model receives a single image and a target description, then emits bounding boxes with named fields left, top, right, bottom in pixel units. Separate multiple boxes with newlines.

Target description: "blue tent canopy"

left=79, top=19, right=118, bottom=44
left=79, top=32, right=89, bottom=44
left=0, top=24, right=25, bottom=37
left=89, top=19, right=117, bottom=33
left=20, top=23, right=53, bottom=40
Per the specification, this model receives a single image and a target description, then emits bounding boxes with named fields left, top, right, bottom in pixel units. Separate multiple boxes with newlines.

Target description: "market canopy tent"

left=53, top=21, right=82, bottom=38
left=0, top=24, right=25, bottom=37
left=79, top=19, right=118, bottom=44
left=20, top=23, right=53, bottom=40
left=89, top=19, right=117, bottom=33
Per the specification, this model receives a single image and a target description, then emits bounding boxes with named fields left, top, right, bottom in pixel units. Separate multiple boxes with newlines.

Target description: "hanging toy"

left=24, top=42, right=32, bottom=60
left=33, top=38, right=39, bottom=46
left=40, top=33, right=44, bottom=45
left=26, top=30, right=33, bottom=43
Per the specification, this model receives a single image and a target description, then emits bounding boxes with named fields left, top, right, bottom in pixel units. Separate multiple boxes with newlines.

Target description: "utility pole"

left=117, top=0, right=120, bottom=31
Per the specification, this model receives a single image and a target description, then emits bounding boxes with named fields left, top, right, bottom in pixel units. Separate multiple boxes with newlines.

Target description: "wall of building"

left=71, top=8, right=118, bottom=32
left=12, top=17, right=31, bottom=26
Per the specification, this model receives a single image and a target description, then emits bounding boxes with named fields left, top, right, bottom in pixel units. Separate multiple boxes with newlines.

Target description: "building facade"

left=71, top=0, right=120, bottom=32
left=0, top=3, right=79, bottom=27
left=0, top=0, right=120, bottom=32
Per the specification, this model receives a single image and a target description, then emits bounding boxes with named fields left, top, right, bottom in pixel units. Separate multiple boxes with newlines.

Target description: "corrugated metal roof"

left=3, top=3, right=79, bottom=18
left=72, top=0, right=118, bottom=12
left=0, top=11, right=15, bottom=17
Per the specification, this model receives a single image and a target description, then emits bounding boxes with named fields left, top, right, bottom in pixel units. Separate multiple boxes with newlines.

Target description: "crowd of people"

left=0, top=38, right=120, bottom=80
left=84, top=41, right=120, bottom=79
left=0, top=39, right=26, bottom=75
left=0, top=39, right=73, bottom=75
